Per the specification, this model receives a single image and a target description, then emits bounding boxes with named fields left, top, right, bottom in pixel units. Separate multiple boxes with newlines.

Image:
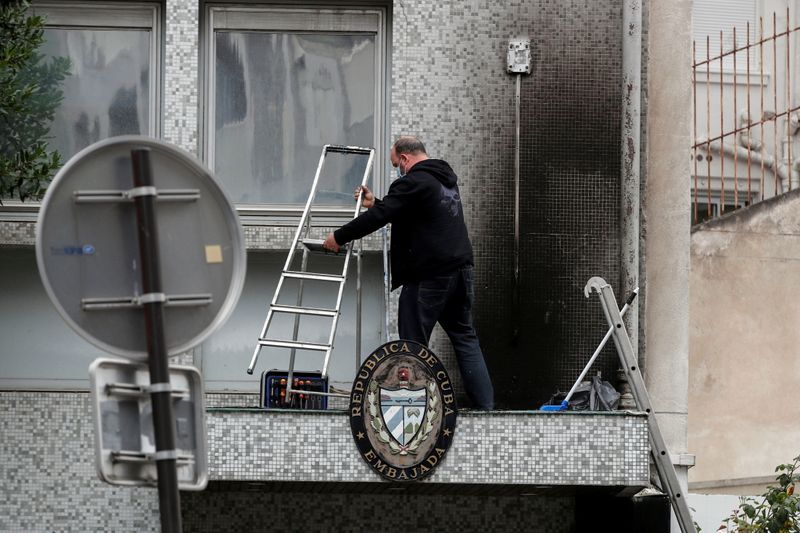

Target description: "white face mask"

left=393, top=153, right=407, bottom=178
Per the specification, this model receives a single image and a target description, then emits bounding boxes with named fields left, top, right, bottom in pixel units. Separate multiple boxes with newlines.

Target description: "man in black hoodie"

left=323, top=136, right=494, bottom=410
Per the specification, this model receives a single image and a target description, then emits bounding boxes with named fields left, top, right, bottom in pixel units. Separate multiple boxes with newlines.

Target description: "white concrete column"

left=621, top=0, right=642, bottom=354
left=644, top=0, right=692, bottom=488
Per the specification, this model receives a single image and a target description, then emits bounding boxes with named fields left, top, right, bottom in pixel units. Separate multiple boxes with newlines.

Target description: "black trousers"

left=398, top=265, right=494, bottom=410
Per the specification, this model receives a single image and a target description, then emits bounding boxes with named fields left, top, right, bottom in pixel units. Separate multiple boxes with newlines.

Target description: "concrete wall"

left=643, top=0, right=692, bottom=485
left=689, top=188, right=800, bottom=492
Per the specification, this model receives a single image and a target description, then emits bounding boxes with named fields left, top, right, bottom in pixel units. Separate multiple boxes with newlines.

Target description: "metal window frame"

left=0, top=1, right=162, bottom=217
left=201, top=3, right=388, bottom=218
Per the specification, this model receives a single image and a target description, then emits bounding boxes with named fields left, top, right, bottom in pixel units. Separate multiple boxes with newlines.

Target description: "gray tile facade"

left=392, top=0, right=628, bottom=408
left=205, top=408, right=649, bottom=486
left=0, top=392, right=160, bottom=532
left=0, top=391, right=648, bottom=531
left=0, top=0, right=632, bottom=411
left=0, top=0, right=652, bottom=530
left=163, top=0, right=199, bottom=155
left=0, top=220, right=35, bottom=245
left=181, top=490, right=576, bottom=532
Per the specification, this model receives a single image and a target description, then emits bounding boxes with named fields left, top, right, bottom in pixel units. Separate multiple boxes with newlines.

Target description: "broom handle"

left=563, top=288, right=639, bottom=403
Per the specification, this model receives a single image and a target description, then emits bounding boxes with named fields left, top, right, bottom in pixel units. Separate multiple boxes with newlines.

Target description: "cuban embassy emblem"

left=349, top=340, right=458, bottom=481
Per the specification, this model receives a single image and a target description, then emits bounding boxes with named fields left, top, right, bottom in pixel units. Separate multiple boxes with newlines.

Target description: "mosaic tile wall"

left=0, top=221, right=35, bottom=245
left=0, top=0, right=638, bottom=412
left=0, top=392, right=160, bottom=532
left=0, top=391, right=647, bottom=531
left=0, top=0, right=647, bottom=527
left=204, top=391, right=350, bottom=410
left=181, top=490, right=575, bottom=533
left=0, top=221, right=385, bottom=251
left=205, top=409, right=650, bottom=485
left=243, top=225, right=385, bottom=251
left=163, top=0, right=199, bottom=155
left=390, top=0, right=627, bottom=409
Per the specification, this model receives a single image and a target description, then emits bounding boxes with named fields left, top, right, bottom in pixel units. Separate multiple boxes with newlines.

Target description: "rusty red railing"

left=692, top=8, right=799, bottom=224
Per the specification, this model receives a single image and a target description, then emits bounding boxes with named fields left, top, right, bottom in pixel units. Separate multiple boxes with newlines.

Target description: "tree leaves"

left=0, top=0, right=70, bottom=202
left=717, top=454, right=800, bottom=532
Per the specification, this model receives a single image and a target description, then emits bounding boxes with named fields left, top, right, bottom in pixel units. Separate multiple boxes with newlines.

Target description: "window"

left=693, top=0, right=758, bottom=67
left=0, top=3, right=162, bottom=389
left=204, top=5, right=387, bottom=209
left=0, top=248, right=107, bottom=389
left=36, top=2, right=161, bottom=160
left=0, top=2, right=161, bottom=208
left=692, top=199, right=748, bottom=225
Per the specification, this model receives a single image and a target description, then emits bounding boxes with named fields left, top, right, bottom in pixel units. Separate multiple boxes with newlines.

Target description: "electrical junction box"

left=507, top=38, right=531, bottom=74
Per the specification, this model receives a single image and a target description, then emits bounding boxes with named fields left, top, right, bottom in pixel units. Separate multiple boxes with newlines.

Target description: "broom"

left=540, top=288, right=639, bottom=411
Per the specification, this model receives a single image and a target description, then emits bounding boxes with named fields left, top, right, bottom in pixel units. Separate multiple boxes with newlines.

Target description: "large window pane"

left=42, top=28, right=151, bottom=162
left=214, top=32, right=375, bottom=204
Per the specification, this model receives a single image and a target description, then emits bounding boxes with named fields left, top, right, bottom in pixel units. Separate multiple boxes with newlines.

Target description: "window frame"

left=0, top=1, right=162, bottom=217
left=201, top=3, right=388, bottom=219
left=692, top=0, right=762, bottom=72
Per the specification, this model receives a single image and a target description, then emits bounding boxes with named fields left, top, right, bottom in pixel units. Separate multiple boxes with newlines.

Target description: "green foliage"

left=718, top=455, right=800, bottom=533
left=0, top=0, right=70, bottom=202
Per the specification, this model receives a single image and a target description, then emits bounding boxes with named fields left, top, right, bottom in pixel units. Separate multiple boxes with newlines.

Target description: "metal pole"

left=621, top=0, right=641, bottom=356
left=381, top=226, right=390, bottom=341
left=356, top=240, right=362, bottom=367
left=131, top=148, right=182, bottom=533
left=513, top=72, right=521, bottom=342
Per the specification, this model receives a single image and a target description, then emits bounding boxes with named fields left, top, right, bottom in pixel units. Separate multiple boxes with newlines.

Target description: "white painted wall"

left=687, top=493, right=742, bottom=532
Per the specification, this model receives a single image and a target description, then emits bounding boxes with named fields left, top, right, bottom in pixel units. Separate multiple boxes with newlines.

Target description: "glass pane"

left=42, top=28, right=151, bottom=162
left=214, top=32, right=375, bottom=204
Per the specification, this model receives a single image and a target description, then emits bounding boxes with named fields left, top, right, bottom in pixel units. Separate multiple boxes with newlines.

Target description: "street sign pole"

left=37, top=135, right=245, bottom=524
left=131, top=148, right=182, bottom=533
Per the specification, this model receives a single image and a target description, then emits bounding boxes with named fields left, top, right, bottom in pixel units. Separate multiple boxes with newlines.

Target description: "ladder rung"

left=325, top=144, right=373, bottom=155
left=283, top=271, right=344, bottom=282
left=300, top=238, right=347, bottom=254
left=271, top=304, right=337, bottom=317
left=258, top=339, right=330, bottom=351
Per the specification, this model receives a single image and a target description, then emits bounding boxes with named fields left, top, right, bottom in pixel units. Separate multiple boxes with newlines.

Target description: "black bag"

left=567, top=375, right=620, bottom=411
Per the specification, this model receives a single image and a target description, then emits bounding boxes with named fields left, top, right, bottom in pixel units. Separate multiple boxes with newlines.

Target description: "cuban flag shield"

left=379, top=387, right=427, bottom=446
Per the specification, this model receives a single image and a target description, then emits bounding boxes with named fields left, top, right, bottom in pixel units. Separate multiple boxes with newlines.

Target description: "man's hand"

left=354, top=185, right=375, bottom=209
left=323, top=233, right=340, bottom=253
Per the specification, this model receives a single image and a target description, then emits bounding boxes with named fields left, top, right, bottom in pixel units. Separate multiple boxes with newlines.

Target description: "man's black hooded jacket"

left=333, top=158, right=474, bottom=290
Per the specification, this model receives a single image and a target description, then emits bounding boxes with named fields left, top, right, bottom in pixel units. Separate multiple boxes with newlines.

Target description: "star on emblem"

left=357, top=431, right=365, bottom=440
left=442, top=428, right=452, bottom=437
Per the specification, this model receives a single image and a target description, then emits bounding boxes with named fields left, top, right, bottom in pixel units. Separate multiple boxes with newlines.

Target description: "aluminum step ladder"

left=246, top=144, right=375, bottom=402
left=584, top=276, right=696, bottom=533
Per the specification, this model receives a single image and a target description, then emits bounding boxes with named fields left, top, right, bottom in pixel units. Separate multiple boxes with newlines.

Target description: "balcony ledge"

left=206, top=408, right=651, bottom=495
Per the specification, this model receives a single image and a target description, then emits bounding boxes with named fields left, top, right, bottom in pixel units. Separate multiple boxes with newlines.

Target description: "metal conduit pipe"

left=382, top=226, right=390, bottom=342
left=621, top=0, right=642, bottom=357
left=506, top=38, right=531, bottom=342
left=514, top=71, right=521, bottom=340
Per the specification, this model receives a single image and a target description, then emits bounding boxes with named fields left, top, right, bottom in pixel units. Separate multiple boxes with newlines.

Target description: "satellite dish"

left=36, top=136, right=246, bottom=360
